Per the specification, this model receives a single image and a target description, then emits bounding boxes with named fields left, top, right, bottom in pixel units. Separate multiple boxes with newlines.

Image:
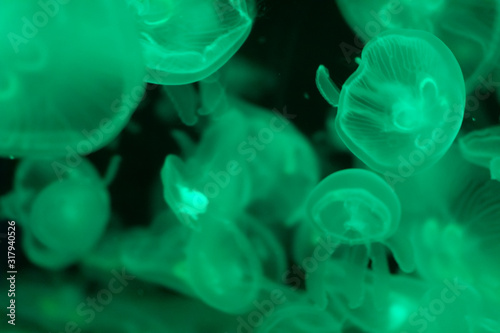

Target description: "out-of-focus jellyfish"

left=459, top=125, right=500, bottom=169
left=161, top=97, right=319, bottom=229
left=121, top=210, right=292, bottom=314
left=305, top=168, right=413, bottom=308
left=401, top=147, right=500, bottom=301
left=0, top=1, right=145, bottom=158
left=0, top=156, right=118, bottom=269
left=127, top=0, right=256, bottom=85
left=336, top=0, right=500, bottom=93
left=317, top=29, right=465, bottom=176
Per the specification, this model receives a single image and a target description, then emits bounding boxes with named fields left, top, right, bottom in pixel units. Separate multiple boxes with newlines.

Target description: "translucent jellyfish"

left=0, top=1, right=145, bottom=158
left=161, top=97, right=319, bottom=229
left=305, top=168, right=413, bottom=308
left=336, top=0, right=500, bottom=93
left=330, top=270, right=487, bottom=333
left=121, top=210, right=291, bottom=314
left=459, top=125, right=500, bottom=168
left=0, top=156, right=117, bottom=269
left=127, top=0, right=256, bottom=85
left=317, top=29, right=465, bottom=175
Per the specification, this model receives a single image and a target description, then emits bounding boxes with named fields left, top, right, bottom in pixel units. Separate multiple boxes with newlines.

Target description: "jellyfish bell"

left=336, top=0, right=500, bottom=93
left=306, top=169, right=401, bottom=245
left=0, top=0, right=145, bottom=158
left=319, top=29, right=465, bottom=176
left=128, top=0, right=256, bottom=85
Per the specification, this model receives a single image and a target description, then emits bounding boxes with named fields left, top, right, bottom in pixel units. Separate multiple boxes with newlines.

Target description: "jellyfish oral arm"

left=316, top=65, right=341, bottom=108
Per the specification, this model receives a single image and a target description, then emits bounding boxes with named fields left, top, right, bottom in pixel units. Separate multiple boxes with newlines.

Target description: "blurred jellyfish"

left=161, top=97, right=319, bottom=229
left=0, top=1, right=145, bottom=158
left=336, top=0, right=500, bottom=93
left=305, top=168, right=414, bottom=308
left=121, top=209, right=291, bottom=314
left=317, top=29, right=465, bottom=176
left=127, top=0, right=256, bottom=85
left=0, top=156, right=118, bottom=269
left=459, top=125, right=500, bottom=169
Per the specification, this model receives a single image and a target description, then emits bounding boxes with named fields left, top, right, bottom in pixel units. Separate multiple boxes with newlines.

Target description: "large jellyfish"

left=336, top=0, right=500, bottom=93
left=304, top=168, right=415, bottom=308
left=120, top=209, right=291, bottom=314
left=317, top=29, right=465, bottom=176
left=0, top=1, right=145, bottom=158
left=127, top=0, right=256, bottom=85
left=161, top=97, right=319, bottom=229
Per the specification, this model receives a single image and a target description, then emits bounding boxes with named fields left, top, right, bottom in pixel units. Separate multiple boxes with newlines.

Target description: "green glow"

left=330, top=29, right=465, bottom=175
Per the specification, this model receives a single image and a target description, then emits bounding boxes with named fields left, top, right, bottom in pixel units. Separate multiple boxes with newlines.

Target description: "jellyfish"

left=0, top=156, right=119, bottom=269
left=304, top=168, right=414, bottom=308
left=330, top=270, right=488, bottom=333
left=121, top=209, right=293, bottom=314
left=317, top=29, right=465, bottom=176
left=0, top=1, right=145, bottom=158
left=161, top=97, right=319, bottom=229
left=459, top=125, right=500, bottom=169
left=127, top=0, right=256, bottom=85
left=335, top=0, right=500, bottom=93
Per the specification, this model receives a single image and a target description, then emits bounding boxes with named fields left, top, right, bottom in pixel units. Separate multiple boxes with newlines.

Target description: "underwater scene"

left=0, top=0, right=499, bottom=332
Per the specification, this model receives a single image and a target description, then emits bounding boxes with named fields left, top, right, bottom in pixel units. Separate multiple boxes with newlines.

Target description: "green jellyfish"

left=161, top=97, right=319, bottom=229
left=127, top=0, right=256, bottom=85
left=336, top=0, right=500, bottom=93
left=305, top=168, right=413, bottom=308
left=317, top=29, right=465, bottom=176
left=459, top=125, right=500, bottom=168
left=0, top=1, right=145, bottom=158
left=121, top=209, right=291, bottom=314
left=0, top=156, right=117, bottom=269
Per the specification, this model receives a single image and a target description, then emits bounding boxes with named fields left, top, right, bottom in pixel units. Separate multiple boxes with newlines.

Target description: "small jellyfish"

left=305, top=168, right=411, bottom=308
left=317, top=29, right=465, bottom=175
left=336, top=0, right=500, bottom=93
left=459, top=125, right=500, bottom=168
left=127, top=0, right=256, bottom=85
left=1, top=156, right=118, bottom=269
left=0, top=1, right=145, bottom=158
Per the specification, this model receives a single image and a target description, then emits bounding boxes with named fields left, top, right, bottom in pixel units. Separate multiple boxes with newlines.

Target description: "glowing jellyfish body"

left=305, top=168, right=410, bottom=308
left=336, top=0, right=500, bottom=93
left=0, top=1, right=145, bottom=158
left=161, top=98, right=319, bottom=229
left=1, top=157, right=111, bottom=269
left=459, top=125, right=500, bottom=168
left=121, top=210, right=289, bottom=314
left=318, top=30, right=465, bottom=175
left=128, top=0, right=255, bottom=85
